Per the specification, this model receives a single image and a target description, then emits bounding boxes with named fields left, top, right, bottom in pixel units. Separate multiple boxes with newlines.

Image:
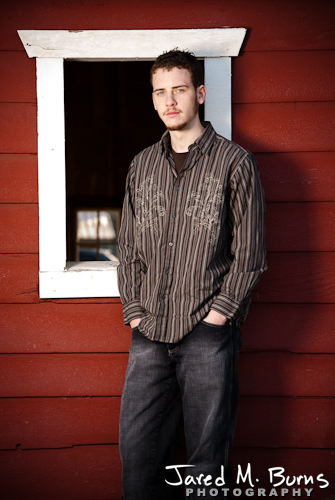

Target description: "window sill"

left=39, top=261, right=120, bottom=298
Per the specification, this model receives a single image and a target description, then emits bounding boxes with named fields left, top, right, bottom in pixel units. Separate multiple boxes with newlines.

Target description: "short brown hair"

left=150, top=48, right=204, bottom=90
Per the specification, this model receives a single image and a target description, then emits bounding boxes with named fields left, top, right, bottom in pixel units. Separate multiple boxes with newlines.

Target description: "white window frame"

left=18, top=29, right=246, bottom=298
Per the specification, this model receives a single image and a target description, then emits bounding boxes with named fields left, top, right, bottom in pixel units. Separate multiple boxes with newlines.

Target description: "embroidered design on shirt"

left=185, top=175, right=224, bottom=244
left=136, top=176, right=166, bottom=236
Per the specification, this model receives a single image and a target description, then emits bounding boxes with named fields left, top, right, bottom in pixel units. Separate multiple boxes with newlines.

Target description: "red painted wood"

left=242, top=304, right=335, bottom=353
left=0, top=103, right=37, bottom=153
left=240, top=353, right=335, bottom=397
left=0, top=254, right=39, bottom=304
left=0, top=51, right=36, bottom=103
left=0, top=303, right=131, bottom=353
left=235, top=397, right=335, bottom=448
left=1, top=0, right=334, bottom=52
left=256, top=152, right=335, bottom=202
left=233, top=102, right=335, bottom=152
left=1, top=303, right=334, bottom=354
left=0, top=354, right=128, bottom=397
left=1, top=396, right=333, bottom=451
left=0, top=445, right=333, bottom=500
left=1, top=352, right=334, bottom=398
left=0, top=445, right=122, bottom=500
left=0, top=154, right=38, bottom=203
left=0, top=204, right=38, bottom=253
left=1, top=252, right=334, bottom=305
left=265, top=202, right=335, bottom=252
left=0, top=397, right=121, bottom=450
left=233, top=50, right=335, bottom=103
left=48, top=297, right=122, bottom=304
left=230, top=448, right=335, bottom=498
left=2, top=253, right=335, bottom=305
left=3, top=201, right=334, bottom=256
left=254, top=252, right=335, bottom=303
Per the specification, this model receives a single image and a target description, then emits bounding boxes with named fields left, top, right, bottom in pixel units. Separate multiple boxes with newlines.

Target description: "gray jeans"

left=119, top=320, right=242, bottom=500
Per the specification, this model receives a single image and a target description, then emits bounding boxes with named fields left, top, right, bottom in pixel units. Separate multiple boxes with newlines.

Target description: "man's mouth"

left=165, top=110, right=180, bottom=117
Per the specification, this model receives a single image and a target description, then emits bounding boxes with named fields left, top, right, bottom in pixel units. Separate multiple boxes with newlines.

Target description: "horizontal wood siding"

left=0, top=0, right=334, bottom=498
left=1, top=302, right=335, bottom=353
left=0, top=154, right=38, bottom=203
left=1, top=397, right=334, bottom=451
left=0, top=446, right=333, bottom=500
left=256, top=152, right=335, bottom=202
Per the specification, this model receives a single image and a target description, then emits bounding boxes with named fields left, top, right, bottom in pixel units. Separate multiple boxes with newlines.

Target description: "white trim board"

left=19, top=29, right=246, bottom=298
left=18, top=29, right=246, bottom=59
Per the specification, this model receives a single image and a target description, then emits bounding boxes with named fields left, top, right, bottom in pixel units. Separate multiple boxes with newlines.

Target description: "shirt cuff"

left=122, top=300, right=144, bottom=325
left=210, top=293, right=241, bottom=320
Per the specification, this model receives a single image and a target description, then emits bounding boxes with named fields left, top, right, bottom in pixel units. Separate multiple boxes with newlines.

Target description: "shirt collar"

left=161, top=121, right=217, bottom=156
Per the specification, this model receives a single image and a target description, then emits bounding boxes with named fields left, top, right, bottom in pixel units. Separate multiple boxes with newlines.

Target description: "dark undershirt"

left=171, top=148, right=188, bottom=174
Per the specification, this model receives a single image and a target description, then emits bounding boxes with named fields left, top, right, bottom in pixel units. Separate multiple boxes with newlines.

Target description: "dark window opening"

left=64, top=60, right=204, bottom=262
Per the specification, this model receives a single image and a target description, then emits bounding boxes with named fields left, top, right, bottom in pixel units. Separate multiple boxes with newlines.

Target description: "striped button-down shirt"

left=117, top=122, right=267, bottom=343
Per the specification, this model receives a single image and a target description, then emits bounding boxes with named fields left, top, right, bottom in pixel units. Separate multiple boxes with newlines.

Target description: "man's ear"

left=197, top=85, right=206, bottom=105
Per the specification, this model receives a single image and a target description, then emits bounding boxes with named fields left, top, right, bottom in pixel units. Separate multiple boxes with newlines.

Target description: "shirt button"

left=172, top=214, right=176, bottom=218
left=169, top=242, right=173, bottom=247
left=176, top=186, right=180, bottom=191
left=165, top=270, right=169, bottom=274
left=162, top=295, right=165, bottom=299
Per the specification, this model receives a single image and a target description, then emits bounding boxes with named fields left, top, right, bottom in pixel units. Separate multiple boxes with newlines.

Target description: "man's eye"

left=157, top=91, right=164, bottom=96
left=176, top=88, right=184, bottom=93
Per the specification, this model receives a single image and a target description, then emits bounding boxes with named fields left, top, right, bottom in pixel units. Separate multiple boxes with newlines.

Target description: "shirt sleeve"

left=117, top=160, right=145, bottom=325
left=210, top=153, right=267, bottom=320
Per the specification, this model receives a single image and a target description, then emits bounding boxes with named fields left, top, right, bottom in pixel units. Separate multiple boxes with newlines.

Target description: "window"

left=75, top=209, right=121, bottom=262
left=18, top=29, right=246, bottom=298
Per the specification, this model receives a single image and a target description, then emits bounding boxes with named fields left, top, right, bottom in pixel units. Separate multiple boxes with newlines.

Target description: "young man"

left=117, top=49, right=267, bottom=499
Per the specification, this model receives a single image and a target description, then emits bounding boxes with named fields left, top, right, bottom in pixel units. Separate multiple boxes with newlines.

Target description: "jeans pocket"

left=201, top=320, right=229, bottom=329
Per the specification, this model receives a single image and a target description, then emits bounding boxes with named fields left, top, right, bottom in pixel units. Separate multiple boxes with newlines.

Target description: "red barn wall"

left=0, top=1, right=334, bottom=498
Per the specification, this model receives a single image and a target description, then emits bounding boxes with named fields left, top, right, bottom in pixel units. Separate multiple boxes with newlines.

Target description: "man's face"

left=152, top=67, right=205, bottom=132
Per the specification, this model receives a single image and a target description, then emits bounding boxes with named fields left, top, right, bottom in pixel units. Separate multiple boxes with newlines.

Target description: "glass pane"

left=79, top=247, right=99, bottom=261
left=77, top=211, right=98, bottom=240
left=98, top=211, right=117, bottom=240
left=100, top=244, right=119, bottom=262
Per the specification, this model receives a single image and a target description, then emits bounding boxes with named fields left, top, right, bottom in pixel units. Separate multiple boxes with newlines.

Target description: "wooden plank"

left=1, top=252, right=334, bottom=305
left=0, top=154, right=38, bottom=203
left=235, top=397, right=335, bottom=448
left=2, top=0, right=334, bottom=51
left=233, top=102, right=335, bottom=152
left=0, top=445, right=122, bottom=500
left=1, top=396, right=334, bottom=451
left=0, top=205, right=38, bottom=253
left=0, top=397, right=121, bottom=450
left=0, top=303, right=131, bottom=353
left=0, top=51, right=36, bottom=103
left=0, top=303, right=334, bottom=354
left=0, top=103, right=37, bottom=153
left=242, top=304, right=335, bottom=353
left=0, top=352, right=334, bottom=398
left=1, top=303, right=334, bottom=355
left=254, top=252, right=335, bottom=303
left=0, top=354, right=128, bottom=397
left=19, top=29, right=246, bottom=59
left=0, top=445, right=333, bottom=500
left=265, top=202, right=335, bottom=252
left=240, top=353, right=335, bottom=397
left=233, top=50, right=335, bottom=103
left=0, top=254, right=39, bottom=304
left=230, top=448, right=335, bottom=497
left=256, top=152, right=335, bottom=202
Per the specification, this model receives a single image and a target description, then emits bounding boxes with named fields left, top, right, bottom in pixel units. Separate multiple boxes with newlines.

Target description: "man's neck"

left=169, top=119, right=205, bottom=153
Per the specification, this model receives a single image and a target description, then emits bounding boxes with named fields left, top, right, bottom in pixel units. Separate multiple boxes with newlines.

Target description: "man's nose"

left=166, top=91, right=177, bottom=106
